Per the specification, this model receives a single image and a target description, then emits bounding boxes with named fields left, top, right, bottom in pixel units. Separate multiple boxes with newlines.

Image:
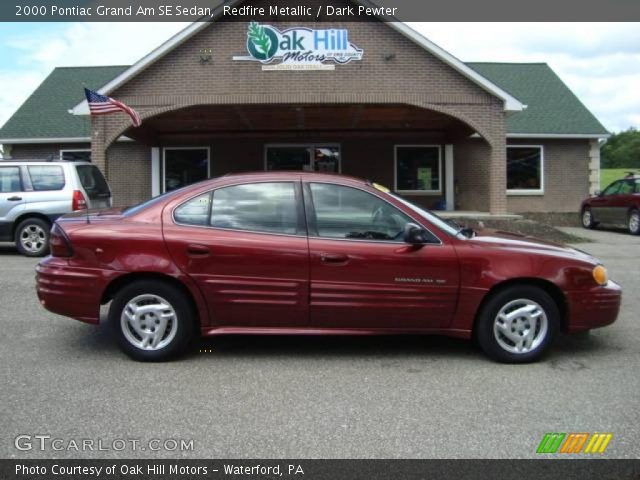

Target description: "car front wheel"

left=629, top=209, right=640, bottom=235
left=581, top=207, right=597, bottom=229
left=110, top=280, right=194, bottom=361
left=476, top=286, right=560, bottom=363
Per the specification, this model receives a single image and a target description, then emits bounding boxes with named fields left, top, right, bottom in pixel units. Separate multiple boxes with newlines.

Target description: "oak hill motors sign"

left=233, top=21, right=364, bottom=70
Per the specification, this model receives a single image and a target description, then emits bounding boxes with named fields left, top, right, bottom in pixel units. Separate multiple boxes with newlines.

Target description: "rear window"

left=28, top=166, right=65, bottom=191
left=75, top=165, right=111, bottom=199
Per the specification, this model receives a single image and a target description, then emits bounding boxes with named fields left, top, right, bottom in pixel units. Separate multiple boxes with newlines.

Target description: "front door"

left=163, top=147, right=209, bottom=192
left=163, top=181, right=309, bottom=328
left=265, top=145, right=340, bottom=173
left=304, top=182, right=459, bottom=330
left=591, top=180, right=622, bottom=224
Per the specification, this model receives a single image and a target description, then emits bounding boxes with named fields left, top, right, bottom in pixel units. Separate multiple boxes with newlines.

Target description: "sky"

left=0, top=22, right=638, bottom=134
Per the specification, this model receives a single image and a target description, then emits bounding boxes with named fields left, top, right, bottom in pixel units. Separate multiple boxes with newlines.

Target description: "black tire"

left=14, top=217, right=50, bottom=257
left=628, top=209, right=640, bottom=235
left=475, top=285, right=560, bottom=363
left=581, top=207, right=597, bottom=229
left=109, top=280, right=194, bottom=361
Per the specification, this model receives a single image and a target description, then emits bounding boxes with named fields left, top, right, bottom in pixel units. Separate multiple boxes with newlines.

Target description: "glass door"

left=265, top=145, right=340, bottom=173
left=163, top=147, right=209, bottom=192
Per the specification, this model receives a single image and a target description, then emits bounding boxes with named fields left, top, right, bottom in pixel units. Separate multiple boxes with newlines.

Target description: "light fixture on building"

left=199, top=48, right=213, bottom=64
left=384, top=53, right=396, bottom=61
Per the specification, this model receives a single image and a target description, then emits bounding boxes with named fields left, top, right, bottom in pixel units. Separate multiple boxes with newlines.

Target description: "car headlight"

left=593, top=265, right=608, bottom=286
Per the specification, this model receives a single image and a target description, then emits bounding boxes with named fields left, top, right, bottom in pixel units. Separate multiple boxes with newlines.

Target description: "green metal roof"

left=0, top=62, right=608, bottom=141
left=468, top=62, right=609, bottom=135
left=0, top=65, right=128, bottom=140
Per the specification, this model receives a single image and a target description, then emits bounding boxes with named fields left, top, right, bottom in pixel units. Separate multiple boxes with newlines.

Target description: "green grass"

left=600, top=168, right=637, bottom=190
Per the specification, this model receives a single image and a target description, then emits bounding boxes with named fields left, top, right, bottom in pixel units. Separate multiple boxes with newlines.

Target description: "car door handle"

left=7, top=196, right=22, bottom=201
left=186, top=244, right=210, bottom=256
left=320, top=253, right=350, bottom=264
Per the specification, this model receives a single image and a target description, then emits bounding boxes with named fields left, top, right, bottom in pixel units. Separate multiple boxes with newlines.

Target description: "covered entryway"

left=107, top=102, right=492, bottom=212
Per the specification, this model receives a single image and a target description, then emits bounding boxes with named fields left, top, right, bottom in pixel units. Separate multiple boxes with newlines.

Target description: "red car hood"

left=467, top=228, right=599, bottom=265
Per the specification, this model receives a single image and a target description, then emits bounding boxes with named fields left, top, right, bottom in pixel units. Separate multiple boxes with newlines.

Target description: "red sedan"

left=36, top=172, right=621, bottom=363
left=581, top=174, right=640, bottom=235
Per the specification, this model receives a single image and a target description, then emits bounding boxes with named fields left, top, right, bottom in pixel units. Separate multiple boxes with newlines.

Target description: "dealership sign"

left=233, top=21, right=363, bottom=70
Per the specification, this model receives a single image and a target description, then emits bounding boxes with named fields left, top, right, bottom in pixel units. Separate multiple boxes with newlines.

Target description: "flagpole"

left=80, top=82, right=91, bottom=164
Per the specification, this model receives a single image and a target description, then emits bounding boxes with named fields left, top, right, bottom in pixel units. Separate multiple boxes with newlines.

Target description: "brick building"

left=0, top=16, right=609, bottom=214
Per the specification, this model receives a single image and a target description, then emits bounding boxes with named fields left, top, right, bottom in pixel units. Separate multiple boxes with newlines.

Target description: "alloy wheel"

left=493, top=299, right=549, bottom=354
left=19, top=224, right=47, bottom=254
left=120, top=294, right=178, bottom=351
left=629, top=211, right=640, bottom=235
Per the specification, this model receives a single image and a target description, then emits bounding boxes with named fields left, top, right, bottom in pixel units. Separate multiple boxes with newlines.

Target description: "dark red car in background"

left=581, top=173, right=640, bottom=234
left=36, top=172, right=621, bottom=363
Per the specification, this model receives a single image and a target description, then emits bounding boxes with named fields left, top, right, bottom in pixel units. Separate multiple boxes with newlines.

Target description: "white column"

left=445, top=144, right=454, bottom=211
left=151, top=147, right=160, bottom=197
left=1, top=144, right=12, bottom=159
left=588, top=139, right=601, bottom=195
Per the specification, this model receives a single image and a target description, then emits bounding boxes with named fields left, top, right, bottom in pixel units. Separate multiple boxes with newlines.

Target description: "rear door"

left=0, top=166, right=25, bottom=240
left=163, top=180, right=310, bottom=328
left=304, top=181, right=459, bottom=330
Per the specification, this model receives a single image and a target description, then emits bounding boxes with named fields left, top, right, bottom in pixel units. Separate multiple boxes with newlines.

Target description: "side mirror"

left=403, top=223, right=430, bottom=245
left=594, top=190, right=602, bottom=197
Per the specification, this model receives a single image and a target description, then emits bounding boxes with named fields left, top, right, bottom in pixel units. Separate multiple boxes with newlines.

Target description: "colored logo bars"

left=537, top=433, right=613, bottom=454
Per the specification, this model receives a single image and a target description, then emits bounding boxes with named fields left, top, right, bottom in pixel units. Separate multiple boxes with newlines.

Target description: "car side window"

left=27, top=166, right=65, bottom=191
left=210, top=182, right=300, bottom=235
left=619, top=180, right=635, bottom=195
left=174, top=193, right=212, bottom=226
left=602, top=181, right=621, bottom=196
left=308, top=183, right=424, bottom=242
left=635, top=180, right=640, bottom=194
left=0, top=167, right=22, bottom=193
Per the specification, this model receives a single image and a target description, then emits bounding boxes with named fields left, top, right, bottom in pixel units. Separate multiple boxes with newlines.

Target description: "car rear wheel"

left=581, top=207, right=597, bottom=229
left=629, top=209, right=640, bottom=235
left=476, top=286, right=560, bottom=363
left=15, top=217, right=50, bottom=257
left=110, top=280, right=194, bottom=361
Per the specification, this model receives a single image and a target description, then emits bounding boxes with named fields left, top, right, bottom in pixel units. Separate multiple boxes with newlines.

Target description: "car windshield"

left=387, top=192, right=461, bottom=237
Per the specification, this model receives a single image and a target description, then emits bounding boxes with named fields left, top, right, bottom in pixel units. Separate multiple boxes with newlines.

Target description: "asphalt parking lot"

left=1, top=227, right=639, bottom=460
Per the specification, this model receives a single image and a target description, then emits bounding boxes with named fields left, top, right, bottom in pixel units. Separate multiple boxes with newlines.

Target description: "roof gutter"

left=0, top=137, right=91, bottom=144
left=507, top=133, right=610, bottom=139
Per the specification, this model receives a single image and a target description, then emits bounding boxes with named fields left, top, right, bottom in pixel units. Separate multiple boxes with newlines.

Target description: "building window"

left=60, top=149, right=91, bottom=162
left=265, top=145, right=340, bottom=173
left=163, top=147, right=209, bottom=193
left=394, top=145, right=441, bottom=194
left=507, top=145, right=544, bottom=194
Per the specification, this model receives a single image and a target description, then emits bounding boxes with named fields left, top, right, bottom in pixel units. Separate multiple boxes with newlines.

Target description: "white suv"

left=0, top=160, right=112, bottom=256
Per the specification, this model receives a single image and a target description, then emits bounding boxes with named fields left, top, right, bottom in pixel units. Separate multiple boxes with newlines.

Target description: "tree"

left=601, top=128, right=640, bottom=168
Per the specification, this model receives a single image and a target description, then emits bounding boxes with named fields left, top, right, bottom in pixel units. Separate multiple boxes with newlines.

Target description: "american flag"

left=84, top=88, right=141, bottom=127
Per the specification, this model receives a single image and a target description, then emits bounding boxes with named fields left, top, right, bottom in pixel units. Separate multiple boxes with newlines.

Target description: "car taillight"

left=72, top=190, right=87, bottom=211
left=50, top=223, right=73, bottom=258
